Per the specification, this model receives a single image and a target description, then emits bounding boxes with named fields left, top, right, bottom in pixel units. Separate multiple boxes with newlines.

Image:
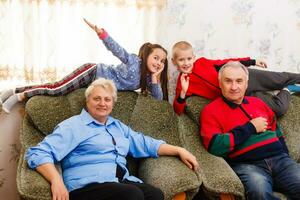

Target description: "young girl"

left=0, top=19, right=169, bottom=113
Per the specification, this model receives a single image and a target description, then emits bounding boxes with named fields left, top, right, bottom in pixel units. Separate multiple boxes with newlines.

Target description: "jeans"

left=230, top=153, right=300, bottom=200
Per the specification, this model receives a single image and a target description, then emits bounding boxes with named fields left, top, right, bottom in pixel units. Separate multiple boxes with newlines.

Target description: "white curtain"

left=0, top=0, right=166, bottom=89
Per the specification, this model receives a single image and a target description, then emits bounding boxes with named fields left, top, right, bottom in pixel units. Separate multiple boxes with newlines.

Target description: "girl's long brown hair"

left=138, top=42, right=169, bottom=101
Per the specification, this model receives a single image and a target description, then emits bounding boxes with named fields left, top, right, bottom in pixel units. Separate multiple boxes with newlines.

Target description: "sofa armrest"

left=138, top=156, right=200, bottom=200
left=17, top=151, right=51, bottom=200
left=178, top=115, right=245, bottom=199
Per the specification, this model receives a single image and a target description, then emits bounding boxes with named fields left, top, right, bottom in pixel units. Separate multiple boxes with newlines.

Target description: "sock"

left=287, top=84, right=300, bottom=93
left=2, top=94, right=18, bottom=113
left=0, top=89, right=14, bottom=104
left=283, top=87, right=294, bottom=95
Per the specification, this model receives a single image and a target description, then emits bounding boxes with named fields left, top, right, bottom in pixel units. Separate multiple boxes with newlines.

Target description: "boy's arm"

left=173, top=91, right=187, bottom=115
left=209, top=57, right=254, bottom=68
left=211, top=57, right=266, bottom=68
left=173, top=74, right=188, bottom=115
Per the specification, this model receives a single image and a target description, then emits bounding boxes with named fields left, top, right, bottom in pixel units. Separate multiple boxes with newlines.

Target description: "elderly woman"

left=25, top=78, right=199, bottom=200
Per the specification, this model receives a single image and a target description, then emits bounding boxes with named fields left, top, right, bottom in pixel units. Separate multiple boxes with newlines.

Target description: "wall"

left=0, top=105, right=23, bottom=200
left=158, top=0, right=300, bottom=102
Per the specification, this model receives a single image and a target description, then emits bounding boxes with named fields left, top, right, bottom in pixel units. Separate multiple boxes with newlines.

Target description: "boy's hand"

left=255, top=59, right=267, bottom=68
left=83, top=18, right=103, bottom=35
left=180, top=73, right=189, bottom=99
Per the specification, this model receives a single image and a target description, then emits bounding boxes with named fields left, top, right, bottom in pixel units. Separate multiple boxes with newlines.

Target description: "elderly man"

left=200, top=61, right=300, bottom=200
left=26, top=78, right=199, bottom=200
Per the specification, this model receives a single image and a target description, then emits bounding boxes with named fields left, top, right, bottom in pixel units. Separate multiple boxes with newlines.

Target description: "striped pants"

left=16, top=63, right=97, bottom=98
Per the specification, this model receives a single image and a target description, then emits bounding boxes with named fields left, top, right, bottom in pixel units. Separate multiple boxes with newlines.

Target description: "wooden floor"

left=0, top=103, right=24, bottom=200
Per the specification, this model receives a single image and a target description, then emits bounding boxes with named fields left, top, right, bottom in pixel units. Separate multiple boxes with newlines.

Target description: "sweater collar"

left=222, top=96, right=249, bottom=109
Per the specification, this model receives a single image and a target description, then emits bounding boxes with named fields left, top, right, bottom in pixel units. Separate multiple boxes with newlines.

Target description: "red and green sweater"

left=173, top=57, right=256, bottom=115
left=200, top=96, right=288, bottom=162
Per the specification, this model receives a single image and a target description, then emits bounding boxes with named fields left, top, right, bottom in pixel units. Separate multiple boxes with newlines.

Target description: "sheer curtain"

left=0, top=0, right=166, bottom=89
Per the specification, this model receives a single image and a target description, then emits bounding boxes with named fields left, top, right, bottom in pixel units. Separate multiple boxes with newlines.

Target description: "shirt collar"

left=222, top=96, right=249, bottom=109
left=80, top=108, right=115, bottom=126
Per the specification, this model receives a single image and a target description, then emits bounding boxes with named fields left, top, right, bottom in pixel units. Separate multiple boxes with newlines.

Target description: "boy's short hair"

left=172, top=41, right=193, bottom=58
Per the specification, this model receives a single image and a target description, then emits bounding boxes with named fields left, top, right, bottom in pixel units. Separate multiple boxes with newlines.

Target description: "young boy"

left=172, top=41, right=300, bottom=117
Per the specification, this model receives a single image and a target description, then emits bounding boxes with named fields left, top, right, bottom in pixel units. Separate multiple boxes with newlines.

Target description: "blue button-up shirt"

left=96, top=32, right=163, bottom=100
left=25, top=109, right=165, bottom=192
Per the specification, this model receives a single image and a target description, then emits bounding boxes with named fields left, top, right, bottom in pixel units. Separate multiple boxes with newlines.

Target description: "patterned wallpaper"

left=157, top=0, right=300, bottom=102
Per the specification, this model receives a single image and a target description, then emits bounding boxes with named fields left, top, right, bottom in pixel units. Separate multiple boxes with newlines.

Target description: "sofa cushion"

left=185, top=96, right=210, bottom=126
left=129, top=94, right=181, bottom=145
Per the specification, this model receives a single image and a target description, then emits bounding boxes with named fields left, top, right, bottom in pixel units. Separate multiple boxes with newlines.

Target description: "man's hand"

left=250, top=117, right=268, bottom=133
left=83, top=18, right=103, bottom=35
left=255, top=59, right=267, bottom=68
left=178, top=147, right=199, bottom=171
left=180, top=73, right=190, bottom=99
left=51, top=177, right=69, bottom=200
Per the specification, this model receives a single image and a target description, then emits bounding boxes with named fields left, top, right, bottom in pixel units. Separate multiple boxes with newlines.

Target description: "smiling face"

left=219, top=65, right=248, bottom=104
left=146, top=48, right=167, bottom=74
left=86, top=86, right=114, bottom=124
left=172, top=48, right=195, bottom=74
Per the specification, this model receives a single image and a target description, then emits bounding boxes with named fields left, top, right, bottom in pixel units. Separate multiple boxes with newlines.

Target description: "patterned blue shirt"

left=96, top=32, right=163, bottom=100
left=25, top=109, right=165, bottom=192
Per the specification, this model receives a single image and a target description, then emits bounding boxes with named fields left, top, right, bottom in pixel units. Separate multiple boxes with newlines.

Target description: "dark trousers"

left=69, top=179, right=164, bottom=200
left=247, top=68, right=300, bottom=117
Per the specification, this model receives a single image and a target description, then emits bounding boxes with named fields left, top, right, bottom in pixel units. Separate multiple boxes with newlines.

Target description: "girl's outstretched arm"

left=84, top=18, right=103, bottom=35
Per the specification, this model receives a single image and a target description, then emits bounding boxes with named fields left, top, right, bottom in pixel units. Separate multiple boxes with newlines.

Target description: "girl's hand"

left=255, top=59, right=267, bottom=68
left=151, top=65, right=164, bottom=84
left=83, top=18, right=103, bottom=35
left=180, top=73, right=189, bottom=99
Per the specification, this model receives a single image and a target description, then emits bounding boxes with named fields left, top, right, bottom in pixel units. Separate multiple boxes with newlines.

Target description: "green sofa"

left=16, top=88, right=300, bottom=200
left=183, top=94, right=300, bottom=200
left=16, top=89, right=201, bottom=200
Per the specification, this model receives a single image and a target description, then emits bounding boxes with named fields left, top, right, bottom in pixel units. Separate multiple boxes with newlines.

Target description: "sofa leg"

left=220, top=193, right=235, bottom=200
left=173, top=192, right=186, bottom=200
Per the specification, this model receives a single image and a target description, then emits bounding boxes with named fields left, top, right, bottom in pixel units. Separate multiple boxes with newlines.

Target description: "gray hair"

left=85, top=78, right=117, bottom=102
left=218, top=61, right=249, bottom=81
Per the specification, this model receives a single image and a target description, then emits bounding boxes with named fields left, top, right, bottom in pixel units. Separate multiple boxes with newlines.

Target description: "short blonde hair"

left=172, top=41, right=193, bottom=58
left=85, top=78, right=117, bottom=102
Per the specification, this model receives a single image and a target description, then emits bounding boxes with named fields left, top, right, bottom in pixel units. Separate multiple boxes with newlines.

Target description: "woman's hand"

left=51, top=177, right=69, bottom=200
left=255, top=59, right=267, bottom=68
left=83, top=18, right=103, bottom=35
left=36, top=163, right=69, bottom=200
left=177, top=147, right=199, bottom=171
left=158, top=144, right=199, bottom=171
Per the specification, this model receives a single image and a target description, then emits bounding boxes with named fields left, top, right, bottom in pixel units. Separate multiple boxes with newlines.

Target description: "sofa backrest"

left=25, top=89, right=139, bottom=136
left=185, top=95, right=300, bottom=162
